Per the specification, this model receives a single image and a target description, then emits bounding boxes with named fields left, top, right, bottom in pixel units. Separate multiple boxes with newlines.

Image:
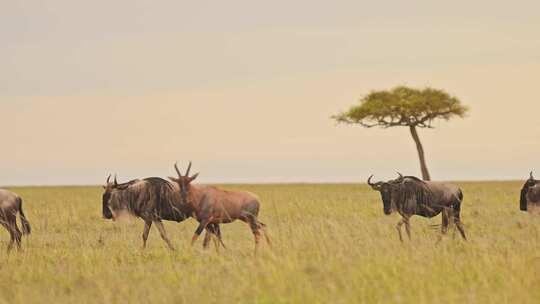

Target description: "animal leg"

left=247, top=215, right=261, bottom=255
left=142, top=220, right=152, bottom=249
left=202, top=228, right=212, bottom=250
left=6, top=228, right=15, bottom=253
left=192, top=219, right=211, bottom=246
left=455, top=220, right=467, bottom=241
left=154, top=220, right=176, bottom=251
left=214, top=224, right=227, bottom=249
left=396, top=218, right=406, bottom=242
left=13, top=225, right=22, bottom=250
left=452, top=200, right=467, bottom=241
left=441, top=208, right=450, bottom=235
left=404, top=218, right=411, bottom=240
left=258, top=222, right=272, bottom=247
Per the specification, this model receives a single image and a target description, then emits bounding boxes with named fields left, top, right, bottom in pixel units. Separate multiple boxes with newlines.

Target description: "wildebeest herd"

left=1, top=163, right=539, bottom=253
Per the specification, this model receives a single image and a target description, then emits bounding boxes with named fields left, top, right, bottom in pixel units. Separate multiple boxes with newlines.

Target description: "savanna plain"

left=1, top=182, right=539, bottom=304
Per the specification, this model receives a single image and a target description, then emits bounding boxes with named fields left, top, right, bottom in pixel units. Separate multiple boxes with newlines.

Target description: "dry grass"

left=0, top=182, right=539, bottom=303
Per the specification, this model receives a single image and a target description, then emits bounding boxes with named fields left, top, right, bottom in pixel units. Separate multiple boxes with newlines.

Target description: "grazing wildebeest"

left=368, top=173, right=466, bottom=241
left=0, top=189, right=31, bottom=252
left=520, top=172, right=540, bottom=212
left=102, top=175, right=225, bottom=251
left=168, top=162, right=270, bottom=253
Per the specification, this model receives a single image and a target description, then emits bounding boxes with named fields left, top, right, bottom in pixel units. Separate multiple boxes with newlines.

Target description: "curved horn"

left=367, top=175, right=375, bottom=186
left=106, top=174, right=111, bottom=184
left=185, top=161, right=192, bottom=176
left=530, top=171, right=535, bottom=180
left=396, top=172, right=404, bottom=182
left=114, top=174, right=118, bottom=186
left=174, top=162, right=182, bottom=177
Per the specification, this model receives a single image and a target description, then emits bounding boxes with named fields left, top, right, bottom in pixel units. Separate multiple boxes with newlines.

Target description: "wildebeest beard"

left=520, top=177, right=539, bottom=211
left=102, top=192, right=113, bottom=219
left=107, top=178, right=190, bottom=222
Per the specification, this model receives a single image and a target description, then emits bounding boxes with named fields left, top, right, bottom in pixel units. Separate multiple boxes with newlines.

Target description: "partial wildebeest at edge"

left=0, top=189, right=31, bottom=252
left=520, top=172, right=540, bottom=212
left=102, top=175, right=225, bottom=251
left=169, top=162, right=271, bottom=254
left=368, top=173, right=466, bottom=241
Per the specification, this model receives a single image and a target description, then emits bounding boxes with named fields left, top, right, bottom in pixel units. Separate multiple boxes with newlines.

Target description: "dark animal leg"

left=153, top=220, right=175, bottom=251
left=206, top=225, right=220, bottom=253
left=192, top=219, right=211, bottom=246
left=142, top=220, right=152, bottom=249
left=202, top=228, right=212, bottom=250
left=6, top=228, right=15, bottom=253
left=258, top=222, right=272, bottom=247
left=453, top=200, right=467, bottom=241
left=13, top=225, right=22, bottom=250
left=214, top=225, right=227, bottom=249
left=441, top=208, right=450, bottom=235
left=247, top=215, right=261, bottom=255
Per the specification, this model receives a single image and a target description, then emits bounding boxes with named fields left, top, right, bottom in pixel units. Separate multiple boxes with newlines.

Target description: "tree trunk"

left=409, top=125, right=431, bottom=181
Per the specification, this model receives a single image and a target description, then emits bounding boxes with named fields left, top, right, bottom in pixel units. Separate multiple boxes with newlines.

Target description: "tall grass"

left=0, top=182, right=538, bottom=303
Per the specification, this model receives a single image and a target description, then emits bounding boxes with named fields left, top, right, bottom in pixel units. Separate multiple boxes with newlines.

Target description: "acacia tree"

left=333, top=86, right=468, bottom=181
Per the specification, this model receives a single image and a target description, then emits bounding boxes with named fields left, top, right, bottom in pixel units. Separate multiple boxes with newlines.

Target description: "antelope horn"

left=174, top=162, right=182, bottom=177
left=186, top=161, right=192, bottom=176
left=106, top=174, right=111, bottom=184
left=114, top=174, right=118, bottom=186
left=367, top=175, right=375, bottom=186
left=531, top=171, right=534, bottom=180
left=396, top=172, right=404, bottom=182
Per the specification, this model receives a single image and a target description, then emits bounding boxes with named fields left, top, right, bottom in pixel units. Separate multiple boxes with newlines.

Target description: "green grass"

left=1, top=182, right=539, bottom=303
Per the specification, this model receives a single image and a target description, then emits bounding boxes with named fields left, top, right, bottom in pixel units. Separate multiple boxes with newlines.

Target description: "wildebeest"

left=168, top=162, right=270, bottom=253
left=520, top=172, right=540, bottom=212
left=368, top=173, right=466, bottom=241
left=0, top=189, right=31, bottom=252
left=102, top=175, right=225, bottom=251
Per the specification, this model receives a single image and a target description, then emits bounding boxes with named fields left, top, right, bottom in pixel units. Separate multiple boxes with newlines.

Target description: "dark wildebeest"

left=368, top=173, right=466, bottom=241
left=520, top=172, right=540, bottom=212
left=0, top=189, right=31, bottom=252
left=168, top=162, right=270, bottom=253
left=102, top=175, right=225, bottom=251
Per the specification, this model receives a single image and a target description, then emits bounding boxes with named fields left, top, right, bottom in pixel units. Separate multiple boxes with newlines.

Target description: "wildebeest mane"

left=393, top=177, right=434, bottom=216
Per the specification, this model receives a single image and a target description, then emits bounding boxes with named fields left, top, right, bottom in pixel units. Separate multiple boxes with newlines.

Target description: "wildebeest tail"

left=18, top=197, right=31, bottom=235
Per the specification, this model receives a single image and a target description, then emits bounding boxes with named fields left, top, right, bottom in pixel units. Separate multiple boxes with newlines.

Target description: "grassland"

left=0, top=182, right=539, bottom=304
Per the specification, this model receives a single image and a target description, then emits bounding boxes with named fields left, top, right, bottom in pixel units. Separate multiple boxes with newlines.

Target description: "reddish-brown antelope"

left=169, top=162, right=270, bottom=253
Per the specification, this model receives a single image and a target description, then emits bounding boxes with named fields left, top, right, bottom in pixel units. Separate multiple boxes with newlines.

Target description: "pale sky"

left=1, top=0, right=539, bottom=185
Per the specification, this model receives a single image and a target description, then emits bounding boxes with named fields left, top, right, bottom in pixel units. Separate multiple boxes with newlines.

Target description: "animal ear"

left=188, top=173, right=199, bottom=183
left=168, top=176, right=179, bottom=182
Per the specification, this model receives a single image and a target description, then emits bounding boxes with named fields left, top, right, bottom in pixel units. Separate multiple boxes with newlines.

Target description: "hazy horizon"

left=2, top=1, right=539, bottom=186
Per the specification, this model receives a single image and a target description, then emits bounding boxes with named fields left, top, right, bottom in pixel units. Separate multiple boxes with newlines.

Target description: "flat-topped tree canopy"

left=333, top=86, right=468, bottom=129
left=332, top=86, right=469, bottom=181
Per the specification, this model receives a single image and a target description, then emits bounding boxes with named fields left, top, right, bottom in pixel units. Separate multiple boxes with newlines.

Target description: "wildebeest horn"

left=106, top=174, right=111, bottom=184
left=530, top=171, right=535, bottom=180
left=174, top=162, right=182, bottom=177
left=186, top=161, right=192, bottom=176
left=367, top=175, right=375, bottom=186
left=114, top=174, right=118, bottom=186
left=396, top=172, right=404, bottom=182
